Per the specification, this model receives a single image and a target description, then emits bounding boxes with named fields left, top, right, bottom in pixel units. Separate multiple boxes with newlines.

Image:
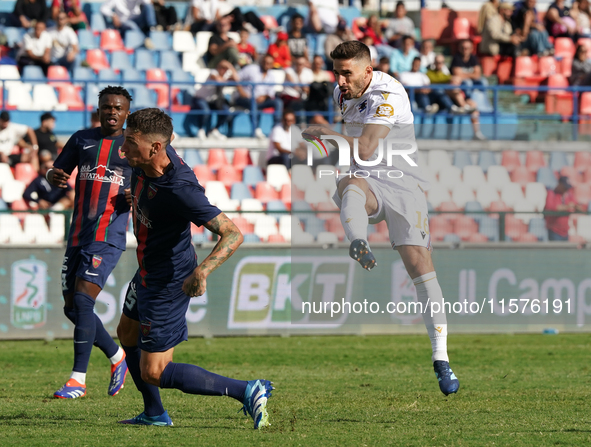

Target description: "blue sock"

left=160, top=362, right=248, bottom=402
left=64, top=306, right=119, bottom=359
left=121, top=344, right=165, bottom=417
left=72, top=292, right=96, bottom=373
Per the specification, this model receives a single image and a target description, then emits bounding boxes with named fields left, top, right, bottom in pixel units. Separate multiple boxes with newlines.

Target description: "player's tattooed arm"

left=182, top=213, right=244, bottom=297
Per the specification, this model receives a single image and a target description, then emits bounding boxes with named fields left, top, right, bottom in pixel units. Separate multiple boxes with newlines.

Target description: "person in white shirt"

left=307, top=0, right=339, bottom=34
left=398, top=57, right=439, bottom=114
left=50, top=11, right=79, bottom=73
left=234, top=54, right=283, bottom=138
left=384, top=1, right=416, bottom=48
left=0, top=111, right=39, bottom=171
left=17, top=21, right=52, bottom=75
left=100, top=0, right=156, bottom=36
left=281, top=56, right=314, bottom=120
left=420, top=39, right=438, bottom=72
left=266, top=110, right=297, bottom=169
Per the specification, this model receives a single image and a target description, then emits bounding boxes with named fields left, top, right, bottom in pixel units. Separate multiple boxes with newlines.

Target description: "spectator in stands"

left=100, top=0, right=157, bottom=37
left=384, top=1, right=415, bottom=48
left=288, top=13, right=309, bottom=61
left=427, top=55, right=486, bottom=140
left=451, top=39, right=487, bottom=91
left=87, top=112, right=100, bottom=129
left=268, top=31, right=292, bottom=69
left=0, top=111, right=39, bottom=170
left=23, top=155, right=74, bottom=211
left=206, top=18, right=239, bottom=68
left=49, top=11, right=79, bottom=74
left=307, top=0, right=339, bottom=34
left=544, top=176, right=585, bottom=241
left=377, top=56, right=396, bottom=77
left=225, top=4, right=265, bottom=34
left=575, top=0, right=591, bottom=36
left=281, top=55, right=314, bottom=119
left=545, top=0, right=578, bottom=39
left=570, top=44, right=591, bottom=85
left=325, top=19, right=356, bottom=65
left=51, top=0, right=87, bottom=31
left=188, top=59, right=237, bottom=140
left=266, top=110, right=297, bottom=169
left=12, top=0, right=49, bottom=29
left=479, top=2, right=522, bottom=57
left=390, top=35, right=420, bottom=78
left=362, top=15, right=386, bottom=45
left=399, top=57, right=439, bottom=114
left=477, top=0, right=500, bottom=34
left=26, top=112, right=61, bottom=159
left=17, top=20, right=52, bottom=76
left=311, top=55, right=333, bottom=83
left=419, top=39, right=437, bottom=72
left=512, top=0, right=554, bottom=56
left=187, top=0, right=221, bottom=33
left=237, top=28, right=256, bottom=67
left=362, top=35, right=379, bottom=67
left=153, top=0, right=179, bottom=31
left=234, top=54, right=283, bottom=138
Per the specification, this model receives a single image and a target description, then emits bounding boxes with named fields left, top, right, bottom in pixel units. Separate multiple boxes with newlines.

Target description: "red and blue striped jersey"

left=54, top=127, right=131, bottom=250
left=131, top=146, right=221, bottom=289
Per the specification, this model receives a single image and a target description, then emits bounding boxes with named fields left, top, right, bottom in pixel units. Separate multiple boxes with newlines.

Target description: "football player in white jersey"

left=302, top=41, right=459, bottom=396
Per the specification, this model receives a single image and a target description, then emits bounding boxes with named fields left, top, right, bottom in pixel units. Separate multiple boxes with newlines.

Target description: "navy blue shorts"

left=62, top=242, right=123, bottom=295
left=122, top=271, right=191, bottom=353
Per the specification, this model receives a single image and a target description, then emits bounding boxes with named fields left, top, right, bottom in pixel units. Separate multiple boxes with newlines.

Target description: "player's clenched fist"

left=47, top=167, right=70, bottom=188
left=124, top=188, right=132, bottom=206
left=182, top=268, right=207, bottom=297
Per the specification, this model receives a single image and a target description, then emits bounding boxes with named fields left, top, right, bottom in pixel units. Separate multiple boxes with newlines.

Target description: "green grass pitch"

left=1, top=334, right=590, bottom=446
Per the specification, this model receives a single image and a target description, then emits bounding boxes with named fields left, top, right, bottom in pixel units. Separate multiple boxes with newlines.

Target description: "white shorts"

left=333, top=175, right=432, bottom=250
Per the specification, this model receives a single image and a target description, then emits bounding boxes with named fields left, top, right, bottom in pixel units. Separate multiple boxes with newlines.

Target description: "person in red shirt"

left=267, top=31, right=291, bottom=68
left=237, top=27, right=256, bottom=67
left=544, top=176, right=585, bottom=241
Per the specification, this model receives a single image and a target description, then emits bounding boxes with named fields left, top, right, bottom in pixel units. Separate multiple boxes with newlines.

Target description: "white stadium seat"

left=304, top=181, right=330, bottom=206
left=316, top=231, right=338, bottom=244
left=0, top=163, right=15, bottom=188
left=513, top=198, right=537, bottom=224
left=291, top=165, right=314, bottom=191
left=501, top=182, right=525, bottom=209
left=253, top=215, right=278, bottom=241
left=23, top=214, right=53, bottom=244
left=292, top=231, right=314, bottom=244
left=266, top=164, right=290, bottom=191
left=315, top=164, right=338, bottom=197
left=487, top=165, right=511, bottom=191
left=426, top=185, right=451, bottom=209
left=7, top=82, right=33, bottom=110
left=0, top=214, right=33, bottom=244
left=463, top=165, right=486, bottom=191
left=204, top=181, right=229, bottom=205
left=2, top=180, right=26, bottom=203
left=476, top=183, right=500, bottom=209
left=438, top=165, right=462, bottom=191
left=279, top=215, right=292, bottom=242
left=32, top=84, right=67, bottom=111
left=240, top=198, right=264, bottom=224
left=427, top=150, right=451, bottom=176
left=577, top=216, right=591, bottom=240
left=524, top=182, right=548, bottom=212
left=172, top=30, right=196, bottom=52
left=451, top=182, right=476, bottom=208
left=195, top=31, right=213, bottom=60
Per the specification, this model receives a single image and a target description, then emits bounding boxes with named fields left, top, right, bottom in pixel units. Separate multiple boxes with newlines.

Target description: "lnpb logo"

left=228, top=256, right=355, bottom=329
left=11, top=259, right=47, bottom=329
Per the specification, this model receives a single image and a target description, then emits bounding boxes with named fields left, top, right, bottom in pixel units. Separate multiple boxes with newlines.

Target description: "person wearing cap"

left=479, top=2, right=522, bottom=56
left=0, top=111, right=39, bottom=171
left=25, top=112, right=62, bottom=159
left=267, top=31, right=292, bottom=69
left=544, top=176, right=586, bottom=241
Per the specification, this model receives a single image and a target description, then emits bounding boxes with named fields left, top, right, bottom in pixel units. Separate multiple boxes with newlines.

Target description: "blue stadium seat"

left=478, top=216, right=499, bottom=241
left=266, top=200, right=287, bottom=213
left=453, top=150, right=473, bottom=169
left=292, top=200, right=313, bottom=224
left=73, top=67, right=96, bottom=86
left=529, top=218, right=548, bottom=241
left=549, top=151, right=568, bottom=172
left=124, top=30, right=146, bottom=50
left=182, top=149, right=203, bottom=167
left=159, top=50, right=182, bottom=71
left=304, top=216, right=326, bottom=238
left=443, top=234, right=461, bottom=244
left=536, top=166, right=558, bottom=189
left=149, top=31, right=172, bottom=50
left=90, top=12, right=106, bottom=32
left=464, top=201, right=484, bottom=222
left=111, top=51, right=133, bottom=71
left=242, top=166, right=265, bottom=188
left=0, top=198, right=7, bottom=210
left=22, top=65, right=46, bottom=82
left=231, top=182, right=253, bottom=201
left=248, top=33, right=268, bottom=54
left=130, top=85, right=157, bottom=108
left=78, top=29, right=98, bottom=50
left=135, top=49, right=157, bottom=70
left=122, top=68, right=145, bottom=91
left=4, top=27, right=25, bottom=47
left=98, top=69, right=121, bottom=89
left=85, top=83, right=100, bottom=107
left=171, top=70, right=195, bottom=93
left=315, top=34, right=328, bottom=58
left=478, top=150, right=496, bottom=173
left=243, top=234, right=261, bottom=243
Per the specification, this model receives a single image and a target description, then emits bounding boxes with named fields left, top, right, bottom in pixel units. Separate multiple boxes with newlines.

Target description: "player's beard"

left=344, top=76, right=370, bottom=100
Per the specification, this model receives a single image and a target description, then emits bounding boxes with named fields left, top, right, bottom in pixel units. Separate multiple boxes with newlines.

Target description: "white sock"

left=413, top=271, right=449, bottom=363
left=109, top=347, right=124, bottom=365
left=340, top=185, right=369, bottom=242
left=70, top=371, right=86, bottom=385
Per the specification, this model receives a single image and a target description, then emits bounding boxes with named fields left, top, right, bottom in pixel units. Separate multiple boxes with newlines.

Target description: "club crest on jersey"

left=375, top=103, right=394, bottom=117
left=140, top=321, right=151, bottom=336
left=341, top=103, right=348, bottom=114
left=148, top=184, right=158, bottom=199
left=118, top=145, right=125, bottom=159
left=357, top=100, right=368, bottom=113
left=92, top=255, right=102, bottom=269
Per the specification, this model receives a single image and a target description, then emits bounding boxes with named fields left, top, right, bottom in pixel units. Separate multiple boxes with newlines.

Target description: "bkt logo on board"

left=11, top=259, right=48, bottom=329
left=227, top=256, right=355, bottom=329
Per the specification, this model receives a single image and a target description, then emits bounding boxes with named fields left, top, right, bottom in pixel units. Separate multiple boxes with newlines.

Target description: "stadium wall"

left=2, top=246, right=591, bottom=340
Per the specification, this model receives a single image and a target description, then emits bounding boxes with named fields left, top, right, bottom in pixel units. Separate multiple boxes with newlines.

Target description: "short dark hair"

left=396, top=1, right=405, bottom=8
left=127, top=108, right=173, bottom=145
left=0, top=111, right=10, bottom=121
left=98, top=86, right=133, bottom=104
left=292, top=13, right=304, bottom=21
left=379, top=56, right=389, bottom=64
left=402, top=34, right=415, bottom=43
left=413, top=56, right=421, bottom=63
left=330, top=41, right=371, bottom=64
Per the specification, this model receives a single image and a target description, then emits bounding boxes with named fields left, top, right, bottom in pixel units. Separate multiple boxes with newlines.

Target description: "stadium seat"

left=304, top=182, right=330, bottom=206
left=86, top=49, right=110, bottom=71
left=33, top=84, right=65, bottom=110
left=171, top=69, right=195, bottom=90
left=0, top=163, right=15, bottom=188
left=241, top=198, right=265, bottom=224
left=22, top=65, right=45, bottom=82
left=529, top=217, right=548, bottom=241
left=4, top=27, right=25, bottom=47
left=230, top=182, right=252, bottom=201
left=231, top=216, right=254, bottom=235
left=501, top=183, right=525, bottom=209
left=475, top=183, right=500, bottom=209
left=525, top=150, right=546, bottom=174
left=266, top=164, right=289, bottom=191
left=438, top=165, right=462, bottom=191
left=536, top=166, right=558, bottom=189
left=266, top=199, right=287, bottom=214
left=302, top=216, right=326, bottom=238
left=195, top=31, right=213, bottom=60
left=584, top=167, right=591, bottom=184
left=149, top=30, right=171, bottom=50
left=292, top=231, right=315, bottom=244
left=514, top=56, right=535, bottom=78
left=58, top=84, right=85, bottom=110
left=278, top=215, right=292, bottom=241
left=0, top=214, right=28, bottom=244
left=427, top=187, right=451, bottom=209
left=7, top=83, right=33, bottom=109
left=505, top=215, right=528, bottom=240
left=129, top=85, right=157, bottom=108
left=560, top=166, right=582, bottom=185
left=291, top=165, right=315, bottom=191
left=439, top=201, right=462, bottom=223
left=451, top=183, right=475, bottom=208
left=452, top=150, right=472, bottom=169
left=205, top=181, right=230, bottom=205
left=452, top=17, right=470, bottom=39
left=23, top=214, right=55, bottom=244
left=538, top=56, right=558, bottom=77
left=577, top=215, right=591, bottom=240
left=524, top=182, right=548, bottom=211
left=100, top=29, right=125, bottom=51
left=124, top=30, right=146, bottom=50
left=0, top=65, right=20, bottom=83
left=135, top=49, right=157, bottom=70
left=242, top=166, right=265, bottom=188
left=487, top=165, right=511, bottom=191
left=14, top=163, right=36, bottom=185
left=453, top=215, right=478, bottom=241
left=182, top=149, right=203, bottom=167
left=429, top=215, right=453, bottom=241
left=545, top=74, right=572, bottom=115
left=111, top=51, right=133, bottom=71
left=501, top=150, right=521, bottom=173
left=427, top=150, right=451, bottom=175
left=73, top=67, right=96, bottom=85
left=549, top=151, right=569, bottom=173
left=207, top=148, right=229, bottom=171
left=574, top=151, right=591, bottom=172
left=477, top=150, right=497, bottom=173
left=122, top=68, right=145, bottom=91
left=217, top=165, right=242, bottom=188
left=47, top=65, right=71, bottom=88
left=464, top=200, right=484, bottom=222
left=159, top=50, right=183, bottom=72
left=78, top=29, right=97, bottom=50
left=513, top=197, right=537, bottom=224
left=554, top=37, right=576, bottom=58
left=146, top=68, right=170, bottom=107
left=463, top=165, right=486, bottom=191
left=90, top=12, right=106, bottom=32
left=260, top=15, right=278, bottom=30
left=2, top=180, right=26, bottom=203
left=229, top=148, right=251, bottom=172
left=489, top=200, right=512, bottom=214
left=315, top=164, right=337, bottom=197
left=316, top=231, right=338, bottom=244
left=280, top=183, right=292, bottom=208
left=514, top=232, right=539, bottom=242
left=172, top=30, right=196, bottom=52
left=511, top=166, right=535, bottom=187
left=479, top=216, right=500, bottom=241
left=574, top=183, right=591, bottom=205
left=193, top=165, right=215, bottom=184
left=98, top=69, right=121, bottom=88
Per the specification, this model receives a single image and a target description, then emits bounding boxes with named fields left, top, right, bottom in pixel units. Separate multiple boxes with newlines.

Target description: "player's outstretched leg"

left=349, top=239, right=377, bottom=271
left=340, top=184, right=376, bottom=271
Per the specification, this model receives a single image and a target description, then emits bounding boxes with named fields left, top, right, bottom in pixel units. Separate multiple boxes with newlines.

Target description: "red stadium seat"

left=325, top=216, right=346, bottom=241
left=260, top=15, right=278, bottom=30
left=525, top=150, right=546, bottom=174
left=505, top=215, right=528, bottom=240
left=559, top=56, right=573, bottom=77
left=14, top=163, right=36, bottom=185
left=554, top=37, right=576, bottom=58
left=453, top=17, right=470, bottom=39
left=217, top=165, right=242, bottom=188
left=57, top=84, right=85, bottom=110
left=574, top=151, right=591, bottom=172
left=280, top=183, right=292, bottom=209
left=538, top=56, right=558, bottom=77
left=438, top=201, right=462, bottom=222
left=501, top=150, right=521, bottom=173
left=47, top=65, right=71, bottom=88
left=511, top=166, right=535, bottom=187
left=560, top=166, right=582, bottom=185
left=545, top=74, right=572, bottom=116
left=480, top=55, right=500, bottom=77
left=232, top=216, right=254, bottom=235
left=468, top=233, right=489, bottom=242
left=207, top=148, right=228, bottom=171
left=514, top=56, right=535, bottom=77
left=255, top=182, right=279, bottom=204
left=579, top=92, right=591, bottom=134
left=453, top=215, right=478, bottom=241
left=429, top=215, right=453, bottom=241
left=232, top=148, right=252, bottom=171
left=514, top=56, right=547, bottom=101
left=268, top=234, right=286, bottom=243
left=193, top=165, right=215, bottom=183
left=579, top=37, right=591, bottom=55
left=86, top=49, right=110, bottom=71
left=146, top=68, right=170, bottom=107
left=495, top=56, right=514, bottom=85
left=515, top=232, right=539, bottom=242
left=574, top=183, right=591, bottom=205
left=100, top=29, right=125, bottom=51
